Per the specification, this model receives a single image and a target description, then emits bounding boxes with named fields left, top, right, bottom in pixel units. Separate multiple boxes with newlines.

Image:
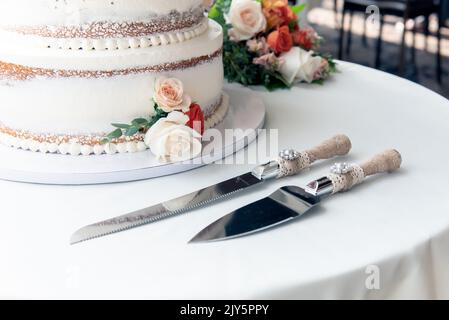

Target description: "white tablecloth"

left=1, top=62, right=449, bottom=299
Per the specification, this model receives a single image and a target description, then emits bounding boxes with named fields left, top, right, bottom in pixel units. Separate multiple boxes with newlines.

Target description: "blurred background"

left=294, top=0, right=449, bottom=98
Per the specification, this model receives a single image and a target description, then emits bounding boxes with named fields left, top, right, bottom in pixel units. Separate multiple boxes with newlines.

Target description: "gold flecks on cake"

left=0, top=48, right=222, bottom=81
left=0, top=125, right=145, bottom=146
left=204, top=95, right=224, bottom=118
left=4, top=10, right=205, bottom=39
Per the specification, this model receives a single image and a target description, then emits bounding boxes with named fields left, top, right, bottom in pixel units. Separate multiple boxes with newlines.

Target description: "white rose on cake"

left=226, top=0, right=267, bottom=41
left=279, top=47, right=324, bottom=84
left=144, top=111, right=202, bottom=162
left=153, top=77, right=192, bottom=113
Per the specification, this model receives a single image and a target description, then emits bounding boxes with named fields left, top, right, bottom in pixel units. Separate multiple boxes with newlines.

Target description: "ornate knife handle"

left=307, top=149, right=402, bottom=197
left=252, top=134, right=352, bottom=180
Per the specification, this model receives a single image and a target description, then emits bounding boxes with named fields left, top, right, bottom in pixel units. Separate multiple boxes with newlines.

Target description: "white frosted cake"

left=0, top=0, right=227, bottom=156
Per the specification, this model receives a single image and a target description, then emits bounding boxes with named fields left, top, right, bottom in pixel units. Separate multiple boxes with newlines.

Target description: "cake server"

left=190, top=149, right=402, bottom=243
left=70, top=134, right=352, bottom=245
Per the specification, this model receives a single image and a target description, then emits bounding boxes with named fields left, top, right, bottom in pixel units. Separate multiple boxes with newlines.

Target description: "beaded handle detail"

left=277, top=134, right=352, bottom=178
left=327, top=149, right=402, bottom=194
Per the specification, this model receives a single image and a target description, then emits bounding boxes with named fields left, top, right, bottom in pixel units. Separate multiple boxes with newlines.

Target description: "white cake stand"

left=0, top=83, right=266, bottom=185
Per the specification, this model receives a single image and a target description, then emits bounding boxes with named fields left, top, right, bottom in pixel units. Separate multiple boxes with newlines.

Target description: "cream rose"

left=154, top=77, right=192, bottom=113
left=279, top=47, right=324, bottom=84
left=226, top=0, right=267, bottom=42
left=144, top=111, right=202, bottom=162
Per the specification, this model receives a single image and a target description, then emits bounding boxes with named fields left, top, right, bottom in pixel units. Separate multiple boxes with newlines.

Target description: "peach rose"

left=154, top=77, right=192, bottom=113
left=267, top=25, right=293, bottom=54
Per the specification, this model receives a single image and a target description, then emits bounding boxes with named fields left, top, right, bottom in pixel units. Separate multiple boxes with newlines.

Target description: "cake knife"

left=70, top=134, right=352, bottom=244
left=189, top=149, right=402, bottom=243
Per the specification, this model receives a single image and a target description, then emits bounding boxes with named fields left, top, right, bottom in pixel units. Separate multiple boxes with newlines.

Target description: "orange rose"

left=267, top=25, right=293, bottom=54
left=263, top=5, right=297, bottom=30
left=262, top=0, right=288, bottom=10
left=291, top=25, right=321, bottom=50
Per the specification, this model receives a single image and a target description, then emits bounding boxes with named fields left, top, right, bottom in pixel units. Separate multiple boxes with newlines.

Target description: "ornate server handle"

left=253, top=134, right=352, bottom=180
left=306, top=149, right=402, bottom=197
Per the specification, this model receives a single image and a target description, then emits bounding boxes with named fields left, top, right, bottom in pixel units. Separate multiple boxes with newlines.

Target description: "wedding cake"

left=0, top=0, right=227, bottom=157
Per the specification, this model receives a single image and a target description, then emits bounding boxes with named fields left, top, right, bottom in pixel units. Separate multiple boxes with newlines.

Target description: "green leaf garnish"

left=131, top=118, right=149, bottom=127
left=292, top=3, right=306, bottom=14
left=112, top=123, right=131, bottom=129
left=208, top=0, right=232, bottom=30
left=107, top=128, right=123, bottom=140
left=102, top=104, right=171, bottom=142
left=124, top=126, right=139, bottom=136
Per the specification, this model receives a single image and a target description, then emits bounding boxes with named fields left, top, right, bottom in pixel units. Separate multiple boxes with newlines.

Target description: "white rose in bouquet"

left=226, top=0, right=267, bottom=41
left=279, top=47, right=324, bottom=84
left=144, top=111, right=202, bottom=162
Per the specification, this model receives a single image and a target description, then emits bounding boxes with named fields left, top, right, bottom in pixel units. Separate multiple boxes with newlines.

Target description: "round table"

left=2, top=61, right=449, bottom=299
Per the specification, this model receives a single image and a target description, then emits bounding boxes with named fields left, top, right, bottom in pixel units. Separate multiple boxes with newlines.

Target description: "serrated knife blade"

left=70, top=172, right=262, bottom=244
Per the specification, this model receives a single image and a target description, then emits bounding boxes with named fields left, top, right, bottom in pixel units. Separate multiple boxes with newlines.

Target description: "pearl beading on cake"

left=0, top=94, right=229, bottom=156
left=14, top=19, right=209, bottom=51
left=205, top=93, right=229, bottom=129
left=6, top=8, right=205, bottom=37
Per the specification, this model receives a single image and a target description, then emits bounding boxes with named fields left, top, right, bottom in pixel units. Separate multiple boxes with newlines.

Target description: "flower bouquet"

left=209, top=0, right=336, bottom=90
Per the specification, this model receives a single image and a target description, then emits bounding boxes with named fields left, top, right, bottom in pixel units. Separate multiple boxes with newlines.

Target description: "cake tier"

left=0, top=0, right=208, bottom=51
left=0, top=20, right=225, bottom=155
left=0, top=94, right=229, bottom=156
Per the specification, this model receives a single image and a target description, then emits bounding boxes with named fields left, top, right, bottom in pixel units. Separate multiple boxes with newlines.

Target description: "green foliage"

left=131, top=118, right=149, bottom=126
left=291, top=3, right=307, bottom=14
left=315, top=52, right=338, bottom=74
left=111, top=123, right=131, bottom=129
left=211, top=0, right=232, bottom=15
left=124, top=126, right=139, bottom=137
left=148, top=108, right=169, bottom=126
left=107, top=128, right=123, bottom=140
left=101, top=105, right=169, bottom=144
left=223, top=40, right=290, bottom=90
left=326, top=55, right=338, bottom=74
left=208, top=0, right=232, bottom=28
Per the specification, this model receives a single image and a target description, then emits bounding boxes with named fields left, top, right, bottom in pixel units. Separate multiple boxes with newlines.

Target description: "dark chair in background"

left=437, top=1, right=449, bottom=83
left=338, top=0, right=441, bottom=81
